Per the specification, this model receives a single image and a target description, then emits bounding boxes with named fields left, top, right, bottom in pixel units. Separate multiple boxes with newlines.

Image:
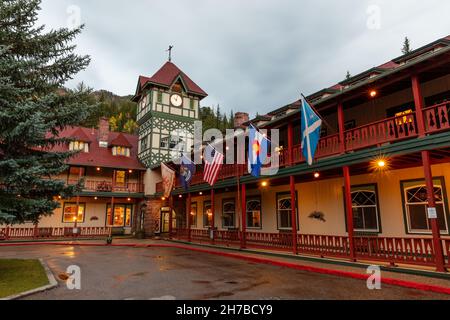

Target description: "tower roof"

left=133, top=61, right=207, bottom=101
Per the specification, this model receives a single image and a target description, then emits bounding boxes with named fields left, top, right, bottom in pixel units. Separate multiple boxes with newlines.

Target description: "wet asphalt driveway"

left=0, top=245, right=448, bottom=300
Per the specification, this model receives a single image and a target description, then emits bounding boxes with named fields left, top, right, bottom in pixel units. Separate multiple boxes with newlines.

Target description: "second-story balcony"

left=68, top=179, right=145, bottom=194
left=156, top=101, right=450, bottom=193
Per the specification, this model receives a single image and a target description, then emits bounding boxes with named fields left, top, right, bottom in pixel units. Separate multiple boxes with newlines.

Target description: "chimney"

left=98, top=117, right=110, bottom=148
left=234, top=112, right=249, bottom=129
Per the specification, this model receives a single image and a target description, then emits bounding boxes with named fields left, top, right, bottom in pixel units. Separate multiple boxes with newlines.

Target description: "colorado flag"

left=248, top=124, right=269, bottom=177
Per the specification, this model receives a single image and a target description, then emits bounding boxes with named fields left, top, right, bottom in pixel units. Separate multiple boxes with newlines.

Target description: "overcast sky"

left=38, top=0, right=450, bottom=116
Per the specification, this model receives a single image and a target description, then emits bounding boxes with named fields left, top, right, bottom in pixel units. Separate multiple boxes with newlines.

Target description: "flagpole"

left=301, top=94, right=336, bottom=135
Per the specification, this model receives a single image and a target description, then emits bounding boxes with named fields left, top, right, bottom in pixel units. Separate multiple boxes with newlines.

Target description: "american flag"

left=203, top=145, right=224, bottom=186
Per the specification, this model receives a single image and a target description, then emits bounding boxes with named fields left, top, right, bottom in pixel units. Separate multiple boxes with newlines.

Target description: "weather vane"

left=167, top=45, right=174, bottom=62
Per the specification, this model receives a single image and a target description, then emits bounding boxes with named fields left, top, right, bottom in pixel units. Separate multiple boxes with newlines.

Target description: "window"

left=246, top=197, right=262, bottom=229
left=350, top=185, right=380, bottom=232
left=395, top=109, right=414, bottom=126
left=344, top=120, right=356, bottom=131
left=106, top=204, right=133, bottom=227
left=203, top=201, right=213, bottom=228
left=190, top=99, right=195, bottom=110
left=140, top=136, right=148, bottom=151
left=157, top=92, right=163, bottom=103
left=113, top=146, right=130, bottom=157
left=276, top=192, right=298, bottom=230
left=115, top=170, right=126, bottom=187
left=402, top=178, right=449, bottom=234
left=160, top=135, right=184, bottom=150
left=222, top=199, right=236, bottom=228
left=69, top=141, right=89, bottom=153
left=190, top=203, right=197, bottom=227
left=63, top=203, right=85, bottom=223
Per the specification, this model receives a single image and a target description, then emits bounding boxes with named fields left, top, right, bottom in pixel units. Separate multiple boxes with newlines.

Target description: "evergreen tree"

left=0, top=0, right=95, bottom=224
left=402, top=37, right=412, bottom=55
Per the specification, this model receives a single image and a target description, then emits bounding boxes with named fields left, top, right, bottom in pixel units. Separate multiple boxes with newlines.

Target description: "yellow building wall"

left=188, top=163, right=450, bottom=238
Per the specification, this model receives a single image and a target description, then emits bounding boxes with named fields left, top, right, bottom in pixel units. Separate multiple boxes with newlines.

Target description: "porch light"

left=261, top=181, right=268, bottom=187
left=314, top=172, right=320, bottom=179
left=199, top=192, right=203, bottom=195
left=370, top=155, right=390, bottom=173
left=127, top=198, right=131, bottom=201
left=58, top=195, right=62, bottom=200
left=128, top=170, right=133, bottom=174
left=96, top=167, right=101, bottom=172
left=94, top=197, right=98, bottom=200
left=178, top=195, right=183, bottom=198
left=161, top=197, right=166, bottom=201
left=377, top=160, right=386, bottom=168
left=369, top=90, right=378, bottom=98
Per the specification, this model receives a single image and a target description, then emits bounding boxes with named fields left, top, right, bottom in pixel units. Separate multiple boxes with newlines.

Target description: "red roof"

left=138, top=61, right=207, bottom=97
left=72, top=127, right=92, bottom=142
left=51, top=127, right=145, bottom=170
left=377, top=61, right=399, bottom=70
left=110, top=133, right=133, bottom=148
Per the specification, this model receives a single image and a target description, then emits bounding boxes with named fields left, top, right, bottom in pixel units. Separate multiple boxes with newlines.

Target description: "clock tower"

left=132, top=61, right=207, bottom=168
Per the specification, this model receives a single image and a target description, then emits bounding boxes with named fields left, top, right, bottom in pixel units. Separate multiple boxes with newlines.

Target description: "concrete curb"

left=1, top=258, right=58, bottom=300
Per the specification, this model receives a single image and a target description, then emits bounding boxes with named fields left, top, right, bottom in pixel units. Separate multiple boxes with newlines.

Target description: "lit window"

left=402, top=179, right=448, bottom=234
left=222, top=199, right=236, bottom=228
left=115, top=170, right=126, bottom=187
left=63, top=203, right=85, bottom=223
left=190, top=203, right=197, bottom=227
left=350, top=185, right=380, bottom=232
left=107, top=204, right=133, bottom=227
left=246, top=197, right=262, bottom=228
left=395, top=109, right=414, bottom=126
left=69, top=141, right=89, bottom=153
left=113, top=146, right=130, bottom=157
left=203, top=201, right=213, bottom=228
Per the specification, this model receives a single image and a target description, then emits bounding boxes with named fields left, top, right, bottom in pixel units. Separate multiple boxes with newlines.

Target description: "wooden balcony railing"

left=68, top=179, right=144, bottom=194
left=154, top=102, right=450, bottom=192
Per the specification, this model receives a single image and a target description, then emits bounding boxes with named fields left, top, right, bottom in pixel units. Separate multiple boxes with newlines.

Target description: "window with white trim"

left=246, top=197, right=262, bottom=228
left=112, top=146, right=130, bottom=157
left=351, top=185, right=380, bottom=232
left=276, top=192, right=298, bottom=230
left=222, top=199, right=236, bottom=228
left=69, top=141, right=89, bottom=153
left=402, top=179, right=448, bottom=234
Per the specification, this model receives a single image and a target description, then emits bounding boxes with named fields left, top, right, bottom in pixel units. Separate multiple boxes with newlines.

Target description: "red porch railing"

left=423, top=102, right=450, bottom=134
left=0, top=227, right=111, bottom=240
left=170, top=229, right=450, bottom=270
left=345, top=112, right=418, bottom=151
left=68, top=179, right=144, bottom=193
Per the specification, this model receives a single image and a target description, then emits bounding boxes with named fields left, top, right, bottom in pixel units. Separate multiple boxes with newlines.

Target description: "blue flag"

left=179, top=155, right=196, bottom=190
left=248, top=124, right=269, bottom=177
left=301, top=95, right=322, bottom=165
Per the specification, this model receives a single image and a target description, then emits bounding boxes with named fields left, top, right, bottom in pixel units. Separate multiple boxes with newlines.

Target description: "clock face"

left=170, top=94, right=183, bottom=107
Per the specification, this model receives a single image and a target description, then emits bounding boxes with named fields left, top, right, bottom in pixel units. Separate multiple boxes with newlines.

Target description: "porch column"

left=240, top=183, right=247, bottom=249
left=411, top=74, right=426, bottom=137
left=169, top=195, right=173, bottom=238
left=422, top=150, right=446, bottom=272
left=288, top=121, right=294, bottom=165
left=343, top=166, right=355, bottom=261
left=290, top=176, right=298, bottom=255
left=337, top=101, right=346, bottom=154
left=187, top=193, right=192, bottom=242
left=109, top=196, right=115, bottom=237
left=211, top=189, right=215, bottom=243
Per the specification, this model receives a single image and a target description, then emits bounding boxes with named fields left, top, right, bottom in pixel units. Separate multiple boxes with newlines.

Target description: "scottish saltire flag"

left=179, top=155, right=196, bottom=191
left=248, top=124, right=269, bottom=177
left=301, top=95, right=322, bottom=165
left=203, top=145, right=224, bottom=186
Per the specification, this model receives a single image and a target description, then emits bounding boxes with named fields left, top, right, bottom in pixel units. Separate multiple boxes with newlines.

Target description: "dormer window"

left=112, top=146, right=131, bottom=157
left=69, top=141, right=89, bottom=153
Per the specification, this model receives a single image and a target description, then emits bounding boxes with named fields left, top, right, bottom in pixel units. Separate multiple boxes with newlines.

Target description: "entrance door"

left=160, top=207, right=176, bottom=233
